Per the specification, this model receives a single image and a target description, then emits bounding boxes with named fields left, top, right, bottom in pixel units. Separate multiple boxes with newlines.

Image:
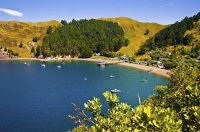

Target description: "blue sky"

left=0, top=0, right=199, bottom=25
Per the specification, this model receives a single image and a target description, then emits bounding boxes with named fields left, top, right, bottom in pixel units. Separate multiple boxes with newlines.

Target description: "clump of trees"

left=32, top=37, right=39, bottom=42
left=144, top=29, right=149, bottom=35
left=19, top=42, right=23, bottom=48
left=36, top=19, right=129, bottom=58
left=69, top=60, right=200, bottom=131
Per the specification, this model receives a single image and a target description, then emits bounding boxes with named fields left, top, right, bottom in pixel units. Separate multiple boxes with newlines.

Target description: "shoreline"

left=0, top=57, right=170, bottom=78
left=118, top=62, right=170, bottom=78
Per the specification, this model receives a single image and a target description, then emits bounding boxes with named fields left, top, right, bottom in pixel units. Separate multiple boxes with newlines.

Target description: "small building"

left=94, top=53, right=100, bottom=56
left=163, top=51, right=171, bottom=55
left=152, top=50, right=161, bottom=53
left=150, top=60, right=161, bottom=65
left=159, top=58, right=169, bottom=61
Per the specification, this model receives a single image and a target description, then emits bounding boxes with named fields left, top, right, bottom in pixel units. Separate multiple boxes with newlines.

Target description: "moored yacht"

left=110, top=75, right=115, bottom=78
left=111, top=89, right=121, bottom=93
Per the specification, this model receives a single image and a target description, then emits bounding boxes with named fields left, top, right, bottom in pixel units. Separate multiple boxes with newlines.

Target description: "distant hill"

left=0, top=20, right=62, bottom=57
left=0, top=18, right=167, bottom=57
left=99, top=17, right=168, bottom=56
left=136, top=12, right=200, bottom=59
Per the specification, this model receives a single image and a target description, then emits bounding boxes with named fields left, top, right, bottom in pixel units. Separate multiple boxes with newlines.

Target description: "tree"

left=35, top=45, right=41, bottom=57
left=61, top=20, right=67, bottom=25
left=31, top=47, right=35, bottom=54
left=46, top=26, right=52, bottom=34
left=4, top=47, right=7, bottom=51
left=183, top=34, right=193, bottom=45
left=32, top=37, right=39, bottom=42
left=144, top=29, right=149, bottom=35
left=19, top=42, right=23, bottom=48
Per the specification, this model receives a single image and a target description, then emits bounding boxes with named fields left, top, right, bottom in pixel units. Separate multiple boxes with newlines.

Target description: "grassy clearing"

left=99, top=17, right=168, bottom=56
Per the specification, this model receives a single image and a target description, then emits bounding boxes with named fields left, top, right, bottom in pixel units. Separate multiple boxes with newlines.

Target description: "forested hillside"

left=38, top=19, right=128, bottom=58
left=137, top=12, right=200, bottom=58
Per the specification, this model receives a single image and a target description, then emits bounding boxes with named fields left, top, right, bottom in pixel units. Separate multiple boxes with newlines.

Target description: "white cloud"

left=159, top=4, right=172, bottom=7
left=0, top=8, right=23, bottom=17
left=166, top=4, right=172, bottom=6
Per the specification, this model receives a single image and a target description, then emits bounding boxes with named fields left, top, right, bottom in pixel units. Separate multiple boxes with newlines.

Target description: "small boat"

left=57, top=65, right=61, bottom=68
left=100, top=64, right=105, bottom=67
left=141, top=79, right=147, bottom=82
left=111, top=89, right=121, bottom=93
left=24, top=62, right=27, bottom=65
left=110, top=75, right=115, bottom=78
left=41, top=64, right=46, bottom=67
left=62, top=62, right=65, bottom=65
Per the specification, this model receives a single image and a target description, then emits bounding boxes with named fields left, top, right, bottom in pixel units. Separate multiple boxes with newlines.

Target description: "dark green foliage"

left=46, top=26, right=52, bottom=34
left=7, top=49, right=18, bottom=57
left=4, top=47, right=7, bottom=51
left=61, top=20, right=67, bottom=25
left=19, top=42, right=23, bottom=48
left=183, top=34, right=193, bottom=45
left=35, top=45, right=41, bottom=57
left=137, top=12, right=200, bottom=55
left=41, top=19, right=127, bottom=58
left=31, top=47, right=35, bottom=53
left=163, top=58, right=180, bottom=69
left=144, top=29, right=149, bottom=35
left=150, top=52, right=169, bottom=60
left=32, top=36, right=39, bottom=42
left=194, top=44, right=200, bottom=56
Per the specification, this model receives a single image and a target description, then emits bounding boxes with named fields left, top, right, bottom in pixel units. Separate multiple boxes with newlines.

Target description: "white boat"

left=41, top=64, right=46, bottom=67
left=24, top=62, right=27, bottom=65
left=57, top=65, right=61, bottom=68
left=111, top=89, right=121, bottom=93
left=141, top=79, right=147, bottom=82
left=110, top=75, right=115, bottom=78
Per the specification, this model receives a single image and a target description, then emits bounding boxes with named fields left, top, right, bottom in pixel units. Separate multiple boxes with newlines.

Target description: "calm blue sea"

left=0, top=60, right=168, bottom=132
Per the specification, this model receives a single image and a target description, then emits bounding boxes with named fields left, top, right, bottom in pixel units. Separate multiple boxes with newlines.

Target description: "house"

left=159, top=58, right=169, bottom=61
left=150, top=60, right=161, bottom=65
left=163, top=51, right=171, bottom=55
left=94, top=53, right=100, bottom=56
left=152, top=50, right=161, bottom=53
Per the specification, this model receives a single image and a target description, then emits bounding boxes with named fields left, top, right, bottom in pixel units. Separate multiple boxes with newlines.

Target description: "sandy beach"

left=0, top=57, right=170, bottom=78
left=118, top=62, right=170, bottom=78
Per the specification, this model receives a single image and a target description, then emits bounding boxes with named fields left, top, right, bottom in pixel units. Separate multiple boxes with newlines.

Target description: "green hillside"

left=0, top=20, right=62, bottom=57
left=99, top=17, right=168, bottom=56
left=0, top=17, right=168, bottom=58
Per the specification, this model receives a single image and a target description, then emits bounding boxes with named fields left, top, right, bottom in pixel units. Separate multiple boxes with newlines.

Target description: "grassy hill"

left=0, top=18, right=169, bottom=57
left=99, top=17, right=168, bottom=56
left=0, top=20, right=62, bottom=57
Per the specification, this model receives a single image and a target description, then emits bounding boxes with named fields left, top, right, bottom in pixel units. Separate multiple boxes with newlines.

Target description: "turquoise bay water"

left=0, top=60, right=168, bottom=132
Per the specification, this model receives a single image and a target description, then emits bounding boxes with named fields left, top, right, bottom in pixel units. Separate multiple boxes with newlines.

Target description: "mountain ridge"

left=0, top=17, right=168, bottom=57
